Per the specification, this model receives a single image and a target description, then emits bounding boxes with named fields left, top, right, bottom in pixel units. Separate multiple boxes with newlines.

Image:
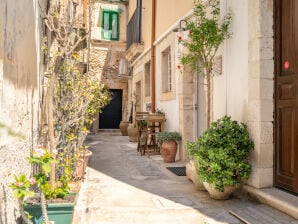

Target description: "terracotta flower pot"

left=186, top=159, right=206, bottom=191
left=119, top=121, right=130, bottom=136
left=161, top=140, right=177, bottom=163
left=75, top=149, right=92, bottom=179
left=203, top=182, right=235, bottom=200
left=127, top=124, right=138, bottom=142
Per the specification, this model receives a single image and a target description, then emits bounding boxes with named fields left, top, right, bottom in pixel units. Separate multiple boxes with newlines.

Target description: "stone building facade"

left=0, top=0, right=44, bottom=223
left=89, top=1, right=129, bottom=132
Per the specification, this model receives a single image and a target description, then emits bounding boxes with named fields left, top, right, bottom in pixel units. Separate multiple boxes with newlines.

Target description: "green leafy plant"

left=189, top=116, right=254, bottom=192
left=155, top=108, right=165, bottom=115
left=156, top=131, right=182, bottom=144
left=10, top=145, right=70, bottom=201
left=180, top=0, right=232, bottom=127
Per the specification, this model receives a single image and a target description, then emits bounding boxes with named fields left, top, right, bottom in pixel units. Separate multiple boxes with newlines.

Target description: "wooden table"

left=136, top=113, right=166, bottom=156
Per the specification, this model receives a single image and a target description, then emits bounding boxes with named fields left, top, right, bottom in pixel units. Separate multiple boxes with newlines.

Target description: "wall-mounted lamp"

left=172, top=19, right=188, bottom=32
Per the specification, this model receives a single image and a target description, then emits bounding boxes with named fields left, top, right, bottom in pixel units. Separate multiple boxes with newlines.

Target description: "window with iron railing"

left=127, top=0, right=142, bottom=49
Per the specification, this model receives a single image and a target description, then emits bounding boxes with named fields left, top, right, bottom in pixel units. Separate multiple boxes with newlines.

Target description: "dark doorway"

left=274, top=0, right=298, bottom=193
left=99, top=89, right=123, bottom=129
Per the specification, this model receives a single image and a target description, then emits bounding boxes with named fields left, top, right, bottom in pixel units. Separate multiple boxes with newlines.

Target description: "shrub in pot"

left=193, top=115, right=254, bottom=199
left=185, top=141, right=205, bottom=191
left=157, top=131, right=182, bottom=163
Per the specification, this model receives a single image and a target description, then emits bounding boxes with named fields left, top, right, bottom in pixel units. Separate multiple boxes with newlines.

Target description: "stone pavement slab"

left=73, top=133, right=297, bottom=224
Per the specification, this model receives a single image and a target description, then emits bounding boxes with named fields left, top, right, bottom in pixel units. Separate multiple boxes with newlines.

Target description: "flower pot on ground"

left=127, top=123, right=138, bottom=142
left=119, top=121, right=130, bottom=136
left=203, top=182, right=235, bottom=200
left=157, top=131, right=182, bottom=163
left=75, top=149, right=93, bottom=179
left=190, top=116, right=254, bottom=200
left=23, top=193, right=77, bottom=224
left=185, top=159, right=205, bottom=191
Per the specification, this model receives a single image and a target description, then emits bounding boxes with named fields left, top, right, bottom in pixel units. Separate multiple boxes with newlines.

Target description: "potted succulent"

left=157, top=131, right=182, bottom=163
left=193, top=115, right=254, bottom=199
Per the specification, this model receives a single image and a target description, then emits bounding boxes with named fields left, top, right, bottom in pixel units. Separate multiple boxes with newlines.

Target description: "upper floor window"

left=101, top=10, right=119, bottom=41
left=162, top=47, right=172, bottom=93
left=145, top=61, right=151, bottom=97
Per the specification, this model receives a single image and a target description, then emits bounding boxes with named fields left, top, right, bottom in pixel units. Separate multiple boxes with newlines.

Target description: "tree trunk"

left=47, top=72, right=57, bottom=189
left=205, top=70, right=211, bottom=128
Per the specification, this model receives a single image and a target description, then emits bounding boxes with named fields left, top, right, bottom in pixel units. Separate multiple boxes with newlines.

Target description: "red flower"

left=178, top=36, right=182, bottom=42
left=177, top=64, right=182, bottom=70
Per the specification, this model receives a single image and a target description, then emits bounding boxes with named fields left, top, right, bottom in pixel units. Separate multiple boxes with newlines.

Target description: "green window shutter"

left=101, top=10, right=119, bottom=41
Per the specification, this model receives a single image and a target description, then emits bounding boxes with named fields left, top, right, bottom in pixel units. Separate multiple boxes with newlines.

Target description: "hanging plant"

left=180, top=0, right=232, bottom=127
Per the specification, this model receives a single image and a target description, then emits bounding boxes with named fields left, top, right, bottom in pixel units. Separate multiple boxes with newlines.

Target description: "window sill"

left=160, top=91, right=176, bottom=101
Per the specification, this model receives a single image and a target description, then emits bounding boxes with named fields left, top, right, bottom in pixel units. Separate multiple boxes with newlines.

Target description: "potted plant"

left=127, top=123, right=138, bottom=142
left=157, top=131, right=182, bottom=163
left=10, top=145, right=75, bottom=224
left=193, top=116, right=254, bottom=199
left=185, top=141, right=205, bottom=191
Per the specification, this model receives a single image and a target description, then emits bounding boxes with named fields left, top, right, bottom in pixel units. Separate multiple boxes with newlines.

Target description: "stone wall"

left=89, top=43, right=128, bottom=131
left=247, top=0, right=274, bottom=188
left=0, top=0, right=43, bottom=222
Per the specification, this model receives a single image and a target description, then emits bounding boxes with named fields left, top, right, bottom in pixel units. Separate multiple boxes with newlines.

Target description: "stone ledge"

left=242, top=185, right=298, bottom=219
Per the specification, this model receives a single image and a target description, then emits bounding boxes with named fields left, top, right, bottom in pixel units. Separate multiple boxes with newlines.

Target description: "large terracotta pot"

left=119, top=121, right=130, bottom=136
left=186, top=159, right=206, bottom=191
left=203, top=182, right=235, bottom=200
left=127, top=124, right=138, bottom=142
left=75, top=149, right=93, bottom=179
left=161, top=140, right=177, bottom=163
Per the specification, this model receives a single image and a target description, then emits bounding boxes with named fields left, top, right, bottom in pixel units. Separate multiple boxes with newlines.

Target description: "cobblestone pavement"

left=72, top=132, right=296, bottom=224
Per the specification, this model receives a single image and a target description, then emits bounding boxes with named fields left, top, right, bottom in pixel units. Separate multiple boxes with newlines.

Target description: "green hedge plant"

left=191, top=116, right=254, bottom=192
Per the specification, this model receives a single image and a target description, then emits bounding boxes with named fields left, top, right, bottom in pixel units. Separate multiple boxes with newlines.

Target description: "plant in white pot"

left=193, top=116, right=254, bottom=199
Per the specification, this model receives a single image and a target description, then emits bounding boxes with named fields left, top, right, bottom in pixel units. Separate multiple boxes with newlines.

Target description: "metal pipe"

left=150, top=0, right=156, bottom=113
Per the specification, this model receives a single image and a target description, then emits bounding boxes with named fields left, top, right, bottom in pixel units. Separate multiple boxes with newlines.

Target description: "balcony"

left=125, top=6, right=144, bottom=63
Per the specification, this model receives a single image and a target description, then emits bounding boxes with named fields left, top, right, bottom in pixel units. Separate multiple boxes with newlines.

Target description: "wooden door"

left=275, top=0, right=298, bottom=194
left=99, top=89, right=123, bottom=129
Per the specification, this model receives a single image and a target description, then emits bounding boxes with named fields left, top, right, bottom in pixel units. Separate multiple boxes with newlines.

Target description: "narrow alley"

left=73, top=132, right=298, bottom=224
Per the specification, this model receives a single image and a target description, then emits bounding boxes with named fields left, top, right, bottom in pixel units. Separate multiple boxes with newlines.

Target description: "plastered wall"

left=0, top=0, right=43, bottom=222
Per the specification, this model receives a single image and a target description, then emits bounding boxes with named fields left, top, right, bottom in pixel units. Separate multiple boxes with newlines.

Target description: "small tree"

left=180, top=0, right=232, bottom=127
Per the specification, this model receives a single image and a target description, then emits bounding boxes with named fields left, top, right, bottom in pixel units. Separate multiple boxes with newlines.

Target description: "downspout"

left=150, top=0, right=156, bottom=112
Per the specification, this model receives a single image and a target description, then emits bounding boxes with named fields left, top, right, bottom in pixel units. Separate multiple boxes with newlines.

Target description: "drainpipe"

left=83, top=0, right=87, bottom=27
left=150, top=0, right=156, bottom=113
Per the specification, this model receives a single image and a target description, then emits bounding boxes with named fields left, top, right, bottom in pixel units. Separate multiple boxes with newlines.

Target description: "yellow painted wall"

left=142, top=0, right=153, bottom=49
left=129, top=0, right=137, bottom=20
left=155, top=0, right=193, bottom=38
left=140, top=0, right=193, bottom=49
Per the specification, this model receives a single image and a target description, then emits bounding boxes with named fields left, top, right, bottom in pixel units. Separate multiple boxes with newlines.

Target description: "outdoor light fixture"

left=172, top=19, right=188, bottom=32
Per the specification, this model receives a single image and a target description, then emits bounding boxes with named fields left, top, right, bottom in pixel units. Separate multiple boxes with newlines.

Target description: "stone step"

left=229, top=204, right=298, bottom=224
left=243, top=185, right=298, bottom=219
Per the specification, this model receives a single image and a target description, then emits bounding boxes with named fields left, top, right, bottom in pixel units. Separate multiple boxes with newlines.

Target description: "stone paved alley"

left=73, top=132, right=298, bottom=224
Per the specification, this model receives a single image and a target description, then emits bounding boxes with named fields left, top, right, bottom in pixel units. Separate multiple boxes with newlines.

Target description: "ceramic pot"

left=186, top=159, right=206, bottom=191
left=119, top=121, right=130, bottom=136
left=203, top=182, right=235, bottom=200
left=161, top=140, right=177, bottom=163
left=127, top=124, right=138, bottom=142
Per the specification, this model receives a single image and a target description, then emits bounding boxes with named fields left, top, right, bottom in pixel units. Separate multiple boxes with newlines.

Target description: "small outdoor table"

left=136, top=113, right=166, bottom=156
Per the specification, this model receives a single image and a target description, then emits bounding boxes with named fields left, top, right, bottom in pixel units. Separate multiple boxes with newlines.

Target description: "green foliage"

left=156, top=131, right=182, bottom=144
left=187, top=116, right=254, bottom=192
left=180, top=0, right=232, bottom=75
left=155, top=108, right=165, bottom=115
left=10, top=145, right=70, bottom=201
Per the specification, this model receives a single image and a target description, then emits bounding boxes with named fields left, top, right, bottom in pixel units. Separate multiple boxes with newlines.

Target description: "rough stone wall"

left=247, top=0, right=274, bottom=188
left=0, top=0, right=43, bottom=223
left=89, top=44, right=128, bottom=131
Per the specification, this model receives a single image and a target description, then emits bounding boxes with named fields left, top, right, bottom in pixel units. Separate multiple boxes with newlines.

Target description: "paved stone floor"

left=73, top=132, right=297, bottom=224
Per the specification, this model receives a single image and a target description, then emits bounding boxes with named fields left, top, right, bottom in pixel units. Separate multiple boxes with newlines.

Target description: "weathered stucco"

left=0, top=0, right=43, bottom=223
